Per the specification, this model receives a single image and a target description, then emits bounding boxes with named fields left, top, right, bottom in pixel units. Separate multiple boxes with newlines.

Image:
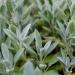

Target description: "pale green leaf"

left=36, top=0, right=42, bottom=10
left=44, top=0, right=51, bottom=12
left=23, top=61, right=35, bottom=75
left=44, top=53, right=59, bottom=66
left=44, top=41, right=58, bottom=56
left=14, top=48, right=24, bottom=64
left=4, top=29, right=18, bottom=42
left=34, top=29, right=42, bottom=52
left=1, top=43, right=9, bottom=61
left=21, top=24, right=31, bottom=40
left=23, top=43, right=36, bottom=56
left=35, top=67, right=42, bottom=75
left=44, top=70, right=59, bottom=75
left=44, top=41, right=52, bottom=52
left=15, top=0, right=24, bottom=9
left=23, top=32, right=34, bottom=45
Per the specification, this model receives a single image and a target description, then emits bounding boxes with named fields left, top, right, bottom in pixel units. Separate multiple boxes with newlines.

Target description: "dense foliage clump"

left=0, top=0, right=75, bottom=75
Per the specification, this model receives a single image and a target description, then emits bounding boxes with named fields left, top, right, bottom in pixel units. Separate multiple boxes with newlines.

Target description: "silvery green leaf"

left=0, top=0, right=7, bottom=7
left=57, top=9, right=66, bottom=20
left=65, top=57, right=70, bottom=66
left=60, top=0, right=67, bottom=10
left=44, top=0, right=51, bottom=12
left=4, top=61, right=14, bottom=73
left=67, top=20, right=75, bottom=33
left=23, top=32, right=34, bottom=45
left=5, top=38, right=11, bottom=47
left=6, top=67, right=14, bottom=73
left=46, top=41, right=58, bottom=55
left=22, top=15, right=31, bottom=25
left=44, top=41, right=52, bottom=52
left=65, top=27, right=69, bottom=37
left=56, top=21, right=66, bottom=37
left=16, top=27, right=21, bottom=41
left=23, top=43, right=36, bottom=56
left=71, top=0, right=75, bottom=3
left=22, top=3, right=34, bottom=17
left=21, top=24, right=31, bottom=40
left=0, top=62, right=6, bottom=74
left=70, top=36, right=75, bottom=39
left=9, top=52, right=13, bottom=66
left=14, top=48, right=24, bottom=64
left=57, top=57, right=65, bottom=64
left=70, top=2, right=75, bottom=15
left=61, top=49, right=66, bottom=59
left=70, top=58, right=75, bottom=65
left=52, top=0, right=61, bottom=11
left=39, top=12, right=49, bottom=23
left=4, top=29, right=19, bottom=50
left=4, top=29, right=18, bottom=42
left=36, top=0, right=42, bottom=10
left=0, top=59, right=13, bottom=74
left=23, top=61, right=35, bottom=75
left=12, top=11, right=20, bottom=24
left=1, top=43, right=9, bottom=61
left=67, top=0, right=72, bottom=9
left=15, top=0, right=24, bottom=9
left=35, top=67, right=42, bottom=75
left=34, top=29, right=42, bottom=52
left=57, top=49, right=66, bottom=65
left=53, top=0, right=65, bottom=9
left=40, top=48, right=45, bottom=57
left=0, top=15, right=10, bottom=25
